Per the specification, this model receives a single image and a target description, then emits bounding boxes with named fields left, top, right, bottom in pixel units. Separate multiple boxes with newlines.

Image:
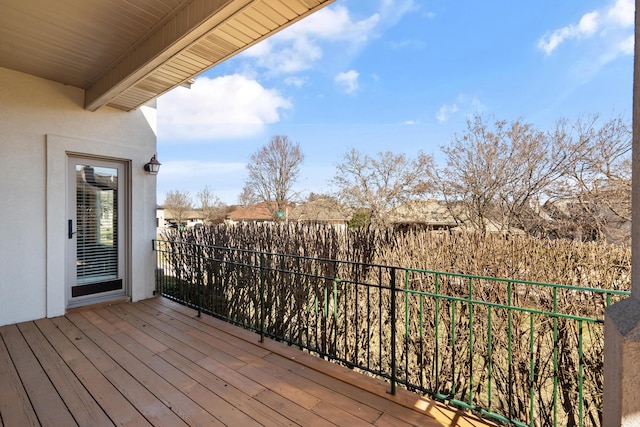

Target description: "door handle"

left=68, top=219, right=77, bottom=239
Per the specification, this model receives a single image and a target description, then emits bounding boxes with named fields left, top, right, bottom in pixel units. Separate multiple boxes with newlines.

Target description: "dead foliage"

left=158, top=223, right=630, bottom=426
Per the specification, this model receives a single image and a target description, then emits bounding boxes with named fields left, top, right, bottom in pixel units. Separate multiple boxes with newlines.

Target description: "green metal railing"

left=154, top=239, right=629, bottom=427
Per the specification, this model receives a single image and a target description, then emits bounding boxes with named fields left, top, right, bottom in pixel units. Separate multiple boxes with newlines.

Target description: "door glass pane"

left=76, top=165, right=118, bottom=285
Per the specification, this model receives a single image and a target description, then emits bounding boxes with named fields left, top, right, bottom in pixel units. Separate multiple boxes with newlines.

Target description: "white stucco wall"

left=0, top=67, right=158, bottom=326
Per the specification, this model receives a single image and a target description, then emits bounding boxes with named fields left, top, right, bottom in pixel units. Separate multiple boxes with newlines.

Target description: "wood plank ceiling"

left=0, top=0, right=333, bottom=111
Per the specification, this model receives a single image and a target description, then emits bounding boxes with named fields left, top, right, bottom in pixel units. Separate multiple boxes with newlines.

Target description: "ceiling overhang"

left=0, top=0, right=334, bottom=112
left=85, top=0, right=334, bottom=111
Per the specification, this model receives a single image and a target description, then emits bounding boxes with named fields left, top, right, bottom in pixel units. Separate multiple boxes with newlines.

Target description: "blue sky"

left=156, top=0, right=634, bottom=205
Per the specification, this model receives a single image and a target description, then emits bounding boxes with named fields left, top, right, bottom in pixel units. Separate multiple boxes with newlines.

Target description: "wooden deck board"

left=0, top=324, right=76, bottom=427
left=157, top=349, right=295, bottom=427
left=0, top=297, right=496, bottom=427
left=51, top=315, right=188, bottom=427
left=17, top=322, right=113, bottom=427
left=0, top=328, right=40, bottom=427
left=33, top=318, right=153, bottom=427
left=66, top=311, right=220, bottom=427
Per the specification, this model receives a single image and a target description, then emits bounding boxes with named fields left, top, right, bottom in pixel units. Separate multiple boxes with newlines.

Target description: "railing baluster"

left=197, top=244, right=202, bottom=318
left=259, top=253, right=265, bottom=343
left=378, top=267, right=383, bottom=374
left=419, top=292, right=424, bottom=391
left=367, top=270, right=371, bottom=371
left=354, top=265, right=360, bottom=367
left=450, top=299, right=456, bottom=399
left=405, top=269, right=410, bottom=389
left=332, top=276, right=338, bottom=356
left=435, top=273, right=440, bottom=394
left=553, top=286, right=559, bottom=427
left=468, top=277, right=474, bottom=407
left=579, top=320, right=584, bottom=427
left=389, top=267, right=397, bottom=395
left=508, top=281, right=513, bottom=422
left=529, top=313, right=534, bottom=427
left=487, top=306, right=493, bottom=411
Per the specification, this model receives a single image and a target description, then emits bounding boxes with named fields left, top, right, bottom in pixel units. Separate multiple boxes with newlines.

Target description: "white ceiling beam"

left=84, top=0, right=249, bottom=111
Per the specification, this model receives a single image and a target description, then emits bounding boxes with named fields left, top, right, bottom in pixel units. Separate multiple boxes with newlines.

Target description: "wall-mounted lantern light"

left=144, top=154, right=161, bottom=175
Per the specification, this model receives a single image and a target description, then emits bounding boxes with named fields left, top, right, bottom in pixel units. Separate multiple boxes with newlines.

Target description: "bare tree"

left=245, top=135, right=304, bottom=219
left=331, top=149, right=434, bottom=226
left=433, top=115, right=568, bottom=233
left=545, top=116, right=631, bottom=242
left=197, top=185, right=225, bottom=225
left=434, top=114, right=631, bottom=241
left=163, top=189, right=193, bottom=227
left=237, top=185, right=258, bottom=208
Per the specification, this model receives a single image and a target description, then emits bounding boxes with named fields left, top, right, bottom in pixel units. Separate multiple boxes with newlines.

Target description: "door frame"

left=66, top=156, right=128, bottom=308
left=46, top=135, right=150, bottom=319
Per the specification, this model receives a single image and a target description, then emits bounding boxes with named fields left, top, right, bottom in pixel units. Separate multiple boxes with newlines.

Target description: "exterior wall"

left=0, top=67, right=157, bottom=326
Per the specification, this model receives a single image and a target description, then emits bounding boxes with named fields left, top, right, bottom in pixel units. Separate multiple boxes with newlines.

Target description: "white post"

left=603, top=1, right=640, bottom=425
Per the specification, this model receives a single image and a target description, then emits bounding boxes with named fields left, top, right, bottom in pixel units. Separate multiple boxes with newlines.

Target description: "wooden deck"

left=0, top=297, right=495, bottom=427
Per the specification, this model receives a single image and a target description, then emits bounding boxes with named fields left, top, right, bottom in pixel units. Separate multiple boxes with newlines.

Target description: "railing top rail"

left=402, top=267, right=630, bottom=296
left=403, top=288, right=607, bottom=323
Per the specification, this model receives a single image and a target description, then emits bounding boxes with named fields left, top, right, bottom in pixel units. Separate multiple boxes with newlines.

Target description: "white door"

left=67, top=157, right=127, bottom=307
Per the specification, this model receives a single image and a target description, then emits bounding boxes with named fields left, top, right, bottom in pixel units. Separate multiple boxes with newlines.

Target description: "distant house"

left=538, top=198, right=631, bottom=244
left=163, top=209, right=206, bottom=229
left=387, top=199, right=458, bottom=231
left=387, top=199, right=527, bottom=234
left=225, top=203, right=280, bottom=224
left=156, top=207, right=167, bottom=231
left=289, top=197, right=352, bottom=227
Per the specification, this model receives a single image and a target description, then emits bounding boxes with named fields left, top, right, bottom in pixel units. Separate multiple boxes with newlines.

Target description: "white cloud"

left=608, top=0, right=635, bottom=27
left=286, top=4, right=380, bottom=42
left=243, top=5, right=380, bottom=75
left=243, top=37, right=323, bottom=74
left=537, top=11, right=599, bottom=55
left=284, top=76, right=309, bottom=88
left=468, top=96, right=488, bottom=114
left=618, top=34, right=635, bottom=55
left=578, top=12, right=600, bottom=35
left=378, top=0, right=418, bottom=26
left=436, top=104, right=458, bottom=123
left=241, top=2, right=419, bottom=78
left=388, top=39, right=426, bottom=50
left=335, top=70, right=360, bottom=94
left=435, top=95, right=486, bottom=123
left=403, top=119, right=418, bottom=125
left=537, top=0, right=634, bottom=57
left=157, top=75, right=291, bottom=142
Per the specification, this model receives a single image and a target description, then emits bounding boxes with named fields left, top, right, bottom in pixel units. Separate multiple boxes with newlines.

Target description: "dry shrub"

left=159, top=223, right=630, bottom=426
